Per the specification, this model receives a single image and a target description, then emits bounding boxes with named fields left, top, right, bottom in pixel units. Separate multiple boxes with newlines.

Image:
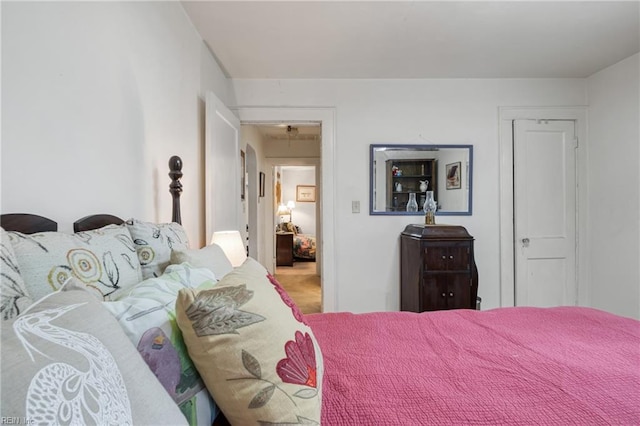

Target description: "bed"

left=308, top=308, right=640, bottom=424
left=2, top=156, right=639, bottom=426
left=276, top=222, right=316, bottom=260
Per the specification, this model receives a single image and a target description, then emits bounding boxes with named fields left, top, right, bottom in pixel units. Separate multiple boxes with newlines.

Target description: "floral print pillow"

left=175, top=258, right=323, bottom=425
left=7, top=224, right=142, bottom=302
left=0, top=227, right=34, bottom=319
left=125, top=219, right=190, bottom=280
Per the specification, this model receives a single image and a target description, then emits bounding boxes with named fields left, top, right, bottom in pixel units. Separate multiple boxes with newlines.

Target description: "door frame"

left=498, top=106, right=588, bottom=307
left=245, top=144, right=258, bottom=259
left=233, top=107, right=337, bottom=313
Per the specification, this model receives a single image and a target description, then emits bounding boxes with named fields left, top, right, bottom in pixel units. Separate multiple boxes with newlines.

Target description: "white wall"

left=1, top=2, right=230, bottom=247
left=230, top=78, right=587, bottom=312
left=587, top=53, right=640, bottom=319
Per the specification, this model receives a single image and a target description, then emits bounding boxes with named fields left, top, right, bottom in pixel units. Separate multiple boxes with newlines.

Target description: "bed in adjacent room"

left=277, top=222, right=316, bottom=261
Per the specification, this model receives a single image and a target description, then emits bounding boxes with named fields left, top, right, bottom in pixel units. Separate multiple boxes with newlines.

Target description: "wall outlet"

left=352, top=201, right=360, bottom=213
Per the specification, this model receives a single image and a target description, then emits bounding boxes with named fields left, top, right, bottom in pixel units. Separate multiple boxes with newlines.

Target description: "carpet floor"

left=275, top=262, right=321, bottom=314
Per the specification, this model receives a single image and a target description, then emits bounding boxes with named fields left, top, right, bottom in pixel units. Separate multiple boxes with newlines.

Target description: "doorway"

left=241, top=122, right=322, bottom=314
left=271, top=150, right=321, bottom=315
left=499, top=107, right=588, bottom=308
left=235, top=107, right=337, bottom=312
left=275, top=164, right=320, bottom=314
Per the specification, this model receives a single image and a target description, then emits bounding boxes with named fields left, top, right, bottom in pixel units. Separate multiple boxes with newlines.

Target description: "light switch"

left=352, top=201, right=360, bottom=213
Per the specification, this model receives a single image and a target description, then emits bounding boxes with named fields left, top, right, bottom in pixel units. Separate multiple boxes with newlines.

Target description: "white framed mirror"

left=370, top=144, right=473, bottom=215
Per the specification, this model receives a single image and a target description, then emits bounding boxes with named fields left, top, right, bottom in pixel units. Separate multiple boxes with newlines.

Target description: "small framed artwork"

left=276, top=172, right=282, bottom=205
left=240, top=150, right=246, bottom=200
left=259, top=172, right=265, bottom=197
left=446, top=162, right=461, bottom=190
left=296, top=185, right=316, bottom=202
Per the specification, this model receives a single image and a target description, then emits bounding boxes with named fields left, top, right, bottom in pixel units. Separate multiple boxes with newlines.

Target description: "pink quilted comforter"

left=307, top=307, right=640, bottom=425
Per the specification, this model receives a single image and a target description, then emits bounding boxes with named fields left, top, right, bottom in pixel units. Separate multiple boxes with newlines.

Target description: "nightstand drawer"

left=422, top=274, right=472, bottom=310
left=423, top=244, right=471, bottom=271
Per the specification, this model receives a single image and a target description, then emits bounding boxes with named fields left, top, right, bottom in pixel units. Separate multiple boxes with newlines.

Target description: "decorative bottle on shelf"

left=424, top=191, right=437, bottom=224
left=419, top=179, right=429, bottom=192
left=406, top=193, right=419, bottom=212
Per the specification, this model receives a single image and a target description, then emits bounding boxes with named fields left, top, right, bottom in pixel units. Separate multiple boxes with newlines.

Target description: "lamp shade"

left=210, top=230, right=247, bottom=267
left=277, top=204, right=289, bottom=215
left=286, top=200, right=295, bottom=210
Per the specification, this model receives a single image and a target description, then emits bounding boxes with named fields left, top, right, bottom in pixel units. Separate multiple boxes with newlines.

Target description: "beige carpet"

left=275, top=262, right=321, bottom=314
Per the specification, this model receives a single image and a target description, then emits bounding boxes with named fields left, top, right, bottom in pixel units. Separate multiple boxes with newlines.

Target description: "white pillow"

left=1, top=227, right=34, bottom=319
left=125, top=219, right=190, bottom=279
left=103, top=263, right=220, bottom=425
left=7, top=224, right=142, bottom=302
left=170, top=244, right=233, bottom=279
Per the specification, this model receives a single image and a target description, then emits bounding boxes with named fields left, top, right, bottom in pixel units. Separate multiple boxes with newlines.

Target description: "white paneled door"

left=514, top=119, right=577, bottom=307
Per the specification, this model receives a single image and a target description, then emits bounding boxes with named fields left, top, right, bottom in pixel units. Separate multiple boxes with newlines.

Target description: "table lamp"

left=211, top=230, right=247, bottom=267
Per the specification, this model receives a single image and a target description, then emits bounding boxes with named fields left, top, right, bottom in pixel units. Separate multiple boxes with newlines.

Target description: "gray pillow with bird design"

left=0, top=280, right=187, bottom=425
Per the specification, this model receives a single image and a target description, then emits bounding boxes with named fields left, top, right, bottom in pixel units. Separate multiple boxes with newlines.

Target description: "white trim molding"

left=233, top=107, right=338, bottom=313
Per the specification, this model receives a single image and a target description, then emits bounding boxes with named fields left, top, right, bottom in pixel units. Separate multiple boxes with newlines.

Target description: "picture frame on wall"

left=259, top=172, right=265, bottom=197
left=240, top=150, right=246, bottom=200
left=296, top=185, right=316, bottom=202
left=446, top=162, right=461, bottom=190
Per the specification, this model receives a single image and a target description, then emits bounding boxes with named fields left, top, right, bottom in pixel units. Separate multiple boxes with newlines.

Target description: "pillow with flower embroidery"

left=175, top=258, right=323, bottom=425
left=125, top=219, right=190, bottom=280
left=7, top=224, right=142, bottom=302
left=1, top=227, right=34, bottom=319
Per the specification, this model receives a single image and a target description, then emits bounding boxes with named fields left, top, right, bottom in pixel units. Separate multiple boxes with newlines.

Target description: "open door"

left=205, top=92, right=241, bottom=240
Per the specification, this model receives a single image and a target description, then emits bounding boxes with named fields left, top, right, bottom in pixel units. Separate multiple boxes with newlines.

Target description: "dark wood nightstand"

left=276, top=232, right=294, bottom=266
left=400, top=224, right=478, bottom=311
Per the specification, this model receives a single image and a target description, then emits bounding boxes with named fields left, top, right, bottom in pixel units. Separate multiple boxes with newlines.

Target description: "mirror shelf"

left=369, top=144, right=473, bottom=216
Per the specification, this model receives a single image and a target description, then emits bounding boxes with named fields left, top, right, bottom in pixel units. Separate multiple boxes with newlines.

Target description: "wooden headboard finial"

left=169, top=155, right=183, bottom=225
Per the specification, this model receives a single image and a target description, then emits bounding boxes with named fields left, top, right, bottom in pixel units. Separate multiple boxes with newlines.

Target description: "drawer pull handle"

left=441, top=293, right=446, bottom=298
left=449, top=292, right=454, bottom=297
left=441, top=255, right=446, bottom=259
left=449, top=255, right=454, bottom=259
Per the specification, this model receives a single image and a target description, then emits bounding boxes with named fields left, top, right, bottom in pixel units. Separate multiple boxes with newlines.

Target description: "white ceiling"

left=182, top=1, right=639, bottom=79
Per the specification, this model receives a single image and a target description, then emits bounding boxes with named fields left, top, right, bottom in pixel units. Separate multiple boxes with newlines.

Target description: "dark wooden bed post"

left=169, top=155, right=183, bottom=225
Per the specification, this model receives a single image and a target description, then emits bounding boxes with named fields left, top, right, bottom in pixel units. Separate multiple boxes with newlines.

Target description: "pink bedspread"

left=307, top=307, right=640, bottom=425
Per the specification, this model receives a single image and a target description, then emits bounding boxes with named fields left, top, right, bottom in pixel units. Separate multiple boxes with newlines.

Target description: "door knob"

left=522, top=238, right=530, bottom=247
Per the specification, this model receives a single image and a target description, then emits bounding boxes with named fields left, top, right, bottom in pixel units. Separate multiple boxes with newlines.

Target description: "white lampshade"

left=210, top=230, right=247, bottom=267
left=286, top=200, right=296, bottom=210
